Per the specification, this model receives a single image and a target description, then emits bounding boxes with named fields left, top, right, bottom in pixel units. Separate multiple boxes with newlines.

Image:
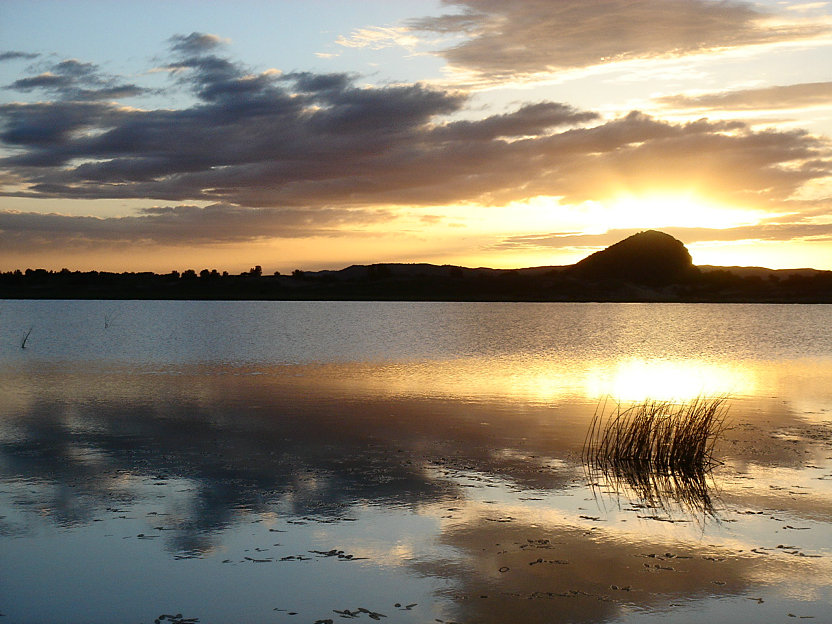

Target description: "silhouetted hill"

left=570, top=230, right=694, bottom=286
left=2, top=231, right=831, bottom=302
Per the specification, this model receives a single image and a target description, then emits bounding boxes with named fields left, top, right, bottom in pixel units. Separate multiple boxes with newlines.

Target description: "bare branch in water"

left=20, top=327, right=33, bottom=349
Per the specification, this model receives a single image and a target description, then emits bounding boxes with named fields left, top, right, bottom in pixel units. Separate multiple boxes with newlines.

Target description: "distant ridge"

left=2, top=230, right=831, bottom=302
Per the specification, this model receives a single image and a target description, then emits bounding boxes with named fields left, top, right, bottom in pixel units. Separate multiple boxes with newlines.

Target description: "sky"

left=1, top=0, right=832, bottom=273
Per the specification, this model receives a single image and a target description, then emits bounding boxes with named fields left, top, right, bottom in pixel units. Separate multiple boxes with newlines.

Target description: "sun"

left=602, top=192, right=769, bottom=230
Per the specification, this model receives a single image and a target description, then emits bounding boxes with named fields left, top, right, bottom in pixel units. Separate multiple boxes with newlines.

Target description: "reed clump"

left=584, top=396, right=728, bottom=476
left=583, top=396, right=729, bottom=516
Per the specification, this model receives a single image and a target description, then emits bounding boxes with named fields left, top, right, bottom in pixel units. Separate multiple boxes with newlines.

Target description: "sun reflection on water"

left=585, top=358, right=758, bottom=402
left=271, top=355, right=764, bottom=408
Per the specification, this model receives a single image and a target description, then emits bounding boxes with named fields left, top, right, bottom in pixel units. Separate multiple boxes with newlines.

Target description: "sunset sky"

left=1, top=0, right=831, bottom=273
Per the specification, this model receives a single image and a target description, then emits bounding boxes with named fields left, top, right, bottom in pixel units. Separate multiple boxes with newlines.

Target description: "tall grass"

left=584, top=396, right=728, bottom=472
left=583, top=396, right=729, bottom=515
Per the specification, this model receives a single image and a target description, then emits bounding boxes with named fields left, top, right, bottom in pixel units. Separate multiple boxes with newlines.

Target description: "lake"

left=1, top=301, right=831, bottom=623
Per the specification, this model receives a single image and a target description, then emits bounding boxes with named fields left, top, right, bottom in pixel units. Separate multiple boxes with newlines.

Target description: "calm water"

left=1, top=301, right=831, bottom=623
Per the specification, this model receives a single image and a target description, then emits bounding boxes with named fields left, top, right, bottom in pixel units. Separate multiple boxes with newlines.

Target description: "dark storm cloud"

left=656, top=82, right=832, bottom=112
left=408, top=0, right=831, bottom=77
left=1, top=33, right=830, bottom=248
left=6, top=57, right=145, bottom=101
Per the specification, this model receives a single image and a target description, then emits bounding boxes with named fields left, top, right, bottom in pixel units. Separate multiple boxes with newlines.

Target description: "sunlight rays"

left=600, top=193, right=769, bottom=231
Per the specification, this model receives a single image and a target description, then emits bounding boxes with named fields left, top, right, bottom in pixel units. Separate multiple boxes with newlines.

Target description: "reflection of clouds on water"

left=0, top=406, right=447, bottom=554
left=0, top=370, right=581, bottom=554
left=1, top=356, right=831, bottom=622
left=413, top=515, right=831, bottom=624
left=1, top=364, right=829, bottom=537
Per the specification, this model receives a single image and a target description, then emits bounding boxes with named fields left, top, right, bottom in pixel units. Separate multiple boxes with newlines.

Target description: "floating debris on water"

left=331, top=607, right=387, bottom=620
left=310, top=549, right=367, bottom=560
left=154, top=614, right=199, bottom=624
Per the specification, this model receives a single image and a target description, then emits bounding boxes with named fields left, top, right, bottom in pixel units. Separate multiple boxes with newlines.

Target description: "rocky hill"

left=569, top=230, right=695, bottom=286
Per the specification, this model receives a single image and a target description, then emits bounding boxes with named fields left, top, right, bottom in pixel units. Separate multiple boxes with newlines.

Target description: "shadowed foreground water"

left=1, top=302, right=831, bottom=623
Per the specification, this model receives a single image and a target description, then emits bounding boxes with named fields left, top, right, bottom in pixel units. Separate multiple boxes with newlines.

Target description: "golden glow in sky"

left=0, top=0, right=831, bottom=272
left=599, top=194, right=771, bottom=231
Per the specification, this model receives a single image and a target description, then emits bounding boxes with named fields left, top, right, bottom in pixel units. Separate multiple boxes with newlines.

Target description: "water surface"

left=1, top=302, right=830, bottom=623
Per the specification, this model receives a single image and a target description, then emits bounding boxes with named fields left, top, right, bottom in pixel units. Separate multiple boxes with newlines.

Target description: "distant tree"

left=200, top=269, right=210, bottom=279
left=24, top=268, right=48, bottom=279
left=273, top=270, right=281, bottom=276
left=181, top=269, right=197, bottom=280
left=250, top=265, right=262, bottom=277
left=292, top=269, right=305, bottom=279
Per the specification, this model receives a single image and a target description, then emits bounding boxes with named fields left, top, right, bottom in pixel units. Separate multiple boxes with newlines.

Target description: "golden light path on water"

left=0, top=357, right=768, bottom=421
left=326, top=355, right=760, bottom=405
left=584, top=358, right=758, bottom=403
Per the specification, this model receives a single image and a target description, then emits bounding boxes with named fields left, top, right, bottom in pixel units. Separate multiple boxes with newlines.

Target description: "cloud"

left=0, top=204, right=392, bottom=251
left=169, top=32, right=229, bottom=55
left=280, top=71, right=354, bottom=94
left=1, top=81, right=828, bottom=210
left=0, top=51, right=40, bottom=62
left=516, top=113, right=830, bottom=207
left=1, top=100, right=124, bottom=157
left=11, top=72, right=71, bottom=90
left=7, top=57, right=145, bottom=101
left=785, top=2, right=830, bottom=12
left=1, top=34, right=830, bottom=250
left=408, top=0, right=832, bottom=77
left=656, top=82, right=832, bottom=112
left=431, top=102, right=599, bottom=141
left=335, top=26, right=421, bottom=51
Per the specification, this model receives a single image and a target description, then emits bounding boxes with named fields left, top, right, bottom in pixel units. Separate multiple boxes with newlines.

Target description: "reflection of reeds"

left=583, top=396, right=729, bottom=516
